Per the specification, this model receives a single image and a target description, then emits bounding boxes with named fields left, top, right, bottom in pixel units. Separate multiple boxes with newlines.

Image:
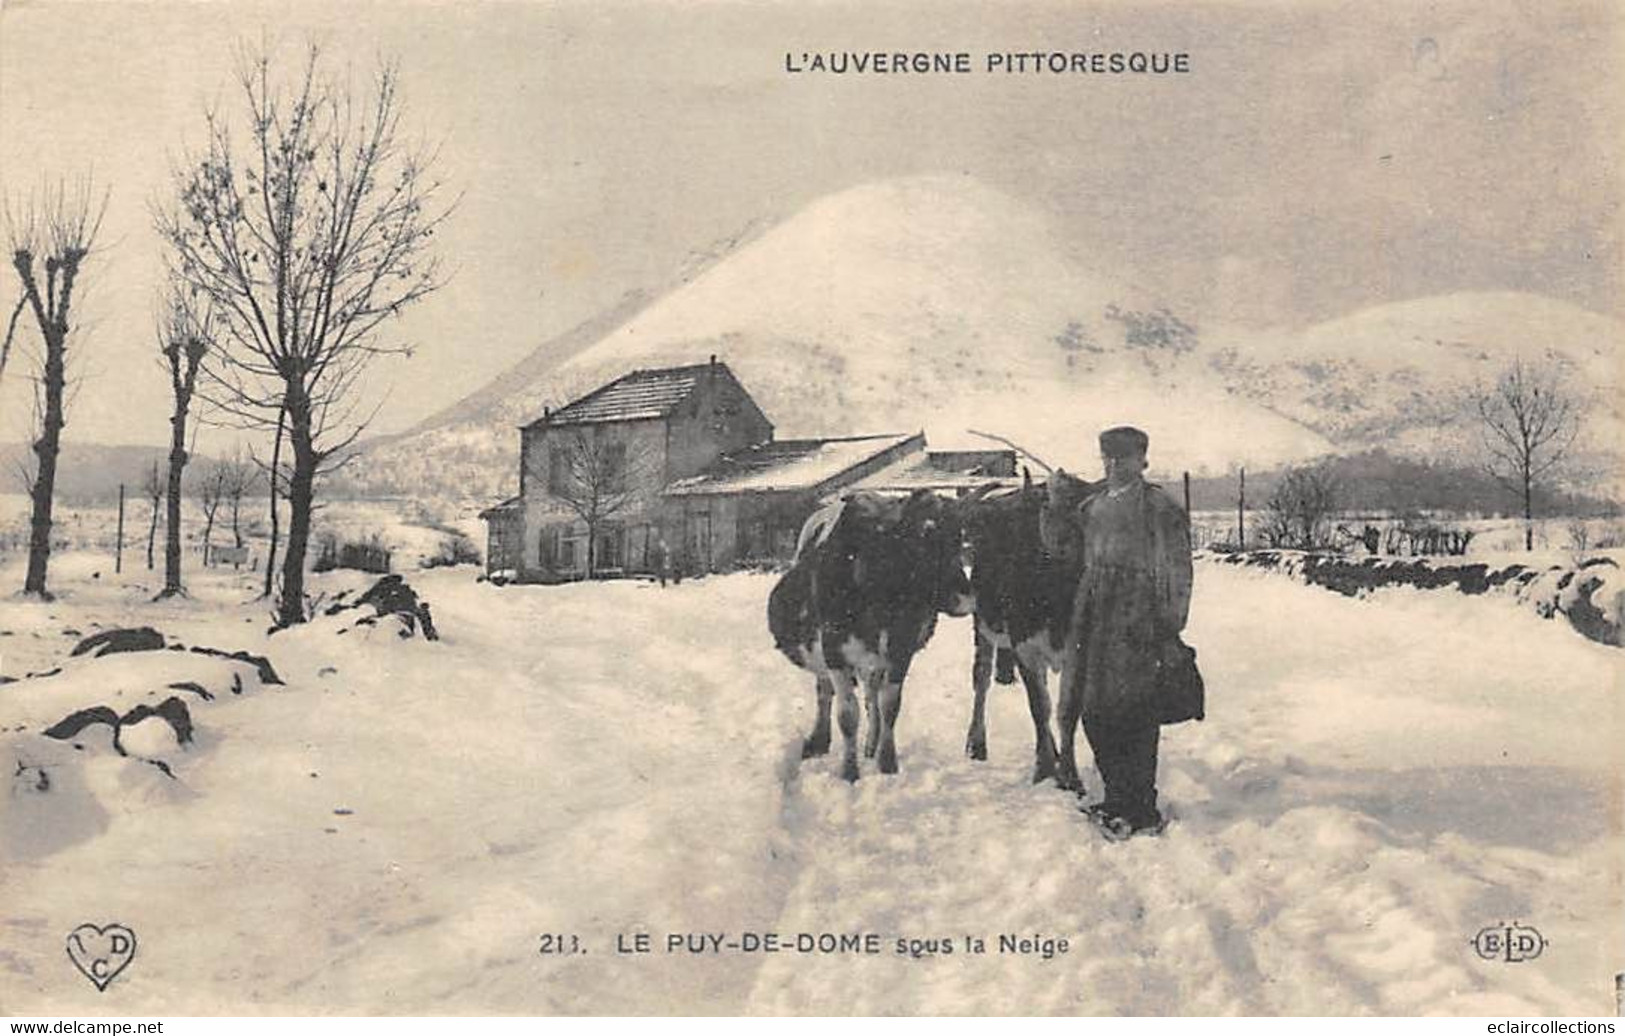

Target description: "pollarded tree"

left=156, top=42, right=451, bottom=625
left=4, top=178, right=108, bottom=598
left=157, top=291, right=211, bottom=598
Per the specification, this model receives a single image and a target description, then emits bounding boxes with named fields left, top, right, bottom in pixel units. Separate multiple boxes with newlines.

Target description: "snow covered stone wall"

left=1199, top=550, right=1625, bottom=647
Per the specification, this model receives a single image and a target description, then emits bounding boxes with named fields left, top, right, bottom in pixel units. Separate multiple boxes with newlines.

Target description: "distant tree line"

left=1186, top=448, right=1615, bottom=520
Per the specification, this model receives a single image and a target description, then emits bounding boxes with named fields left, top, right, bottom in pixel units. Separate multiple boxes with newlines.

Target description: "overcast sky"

left=0, top=0, right=1618, bottom=448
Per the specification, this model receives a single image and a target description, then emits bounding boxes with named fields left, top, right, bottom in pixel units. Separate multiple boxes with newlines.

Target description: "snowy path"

left=745, top=566, right=1622, bottom=1014
left=2, top=560, right=1619, bottom=1014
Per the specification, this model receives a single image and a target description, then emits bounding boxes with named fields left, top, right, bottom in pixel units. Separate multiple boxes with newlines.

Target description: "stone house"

left=479, top=357, right=1014, bottom=581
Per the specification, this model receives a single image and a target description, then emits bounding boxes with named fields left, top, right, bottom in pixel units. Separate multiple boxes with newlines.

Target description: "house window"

left=602, top=442, right=627, bottom=490
left=549, top=448, right=570, bottom=496
left=598, top=527, right=624, bottom=570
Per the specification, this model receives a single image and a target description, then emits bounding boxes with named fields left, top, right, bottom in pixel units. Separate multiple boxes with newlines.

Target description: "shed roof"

left=851, top=453, right=1021, bottom=494
left=665, top=433, right=921, bottom=497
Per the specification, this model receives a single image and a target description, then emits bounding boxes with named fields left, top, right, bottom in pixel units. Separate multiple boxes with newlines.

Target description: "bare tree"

left=544, top=426, right=653, bottom=579
left=156, top=42, right=451, bottom=624
left=156, top=292, right=211, bottom=598
left=218, top=448, right=258, bottom=554
left=142, top=460, right=164, bottom=570
left=4, top=178, right=108, bottom=597
left=1473, top=358, right=1581, bottom=552
left=193, top=458, right=229, bottom=566
left=1262, top=464, right=1341, bottom=550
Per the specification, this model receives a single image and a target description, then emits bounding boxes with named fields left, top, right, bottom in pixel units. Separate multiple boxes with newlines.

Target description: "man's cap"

left=1099, top=425, right=1150, bottom=458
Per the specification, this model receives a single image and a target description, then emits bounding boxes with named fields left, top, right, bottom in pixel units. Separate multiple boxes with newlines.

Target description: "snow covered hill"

left=1, top=556, right=1619, bottom=1014
left=1208, top=293, right=1625, bottom=478
left=348, top=176, right=1621, bottom=501
left=348, top=177, right=1337, bottom=497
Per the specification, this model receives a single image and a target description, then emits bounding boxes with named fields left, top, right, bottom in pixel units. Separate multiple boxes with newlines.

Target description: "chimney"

left=709, top=354, right=717, bottom=368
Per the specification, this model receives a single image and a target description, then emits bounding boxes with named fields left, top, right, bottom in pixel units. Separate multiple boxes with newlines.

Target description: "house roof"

left=665, top=433, right=922, bottom=497
left=524, top=361, right=727, bottom=428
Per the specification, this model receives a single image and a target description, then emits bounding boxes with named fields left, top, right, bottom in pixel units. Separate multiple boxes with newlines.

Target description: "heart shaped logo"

left=65, top=923, right=137, bottom=992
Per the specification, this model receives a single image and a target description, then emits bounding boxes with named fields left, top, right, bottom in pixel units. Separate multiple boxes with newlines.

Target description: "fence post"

left=1238, top=467, right=1246, bottom=550
left=115, top=483, right=125, bottom=574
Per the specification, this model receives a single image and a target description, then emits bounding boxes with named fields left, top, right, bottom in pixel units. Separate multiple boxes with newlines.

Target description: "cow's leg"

left=1015, top=651, right=1058, bottom=784
left=862, top=670, right=883, bottom=758
left=1053, top=660, right=1086, bottom=794
left=802, top=674, right=834, bottom=759
left=966, top=628, right=992, bottom=761
left=834, top=670, right=861, bottom=783
left=876, top=678, right=904, bottom=775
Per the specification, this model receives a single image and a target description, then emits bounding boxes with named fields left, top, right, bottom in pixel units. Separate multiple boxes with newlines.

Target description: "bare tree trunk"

left=263, top=405, right=284, bottom=598
left=585, top=519, right=597, bottom=580
left=161, top=408, right=190, bottom=595
left=277, top=395, right=317, bottom=626
left=115, top=483, right=125, bottom=574
left=1524, top=463, right=1534, bottom=552
left=202, top=512, right=216, bottom=567
left=146, top=493, right=160, bottom=570
left=23, top=338, right=66, bottom=596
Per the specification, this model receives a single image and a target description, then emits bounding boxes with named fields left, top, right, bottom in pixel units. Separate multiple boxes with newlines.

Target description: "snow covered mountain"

left=1207, top=293, right=1624, bottom=474
left=346, top=176, right=1620, bottom=501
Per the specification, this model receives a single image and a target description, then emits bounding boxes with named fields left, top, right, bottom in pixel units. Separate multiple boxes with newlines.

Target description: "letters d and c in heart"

left=66, top=923, right=137, bottom=992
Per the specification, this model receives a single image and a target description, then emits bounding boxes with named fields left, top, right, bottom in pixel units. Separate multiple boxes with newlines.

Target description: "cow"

left=767, top=489, right=975, bottom=782
left=962, top=468, right=1100, bottom=788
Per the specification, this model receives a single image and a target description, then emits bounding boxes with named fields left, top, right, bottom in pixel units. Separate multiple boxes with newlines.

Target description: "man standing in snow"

left=1061, top=426, right=1193, bottom=840
left=652, top=537, right=672, bottom=588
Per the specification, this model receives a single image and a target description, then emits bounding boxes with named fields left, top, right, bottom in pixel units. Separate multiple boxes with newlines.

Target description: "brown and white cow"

left=767, top=489, right=974, bottom=782
left=962, top=469, right=1100, bottom=788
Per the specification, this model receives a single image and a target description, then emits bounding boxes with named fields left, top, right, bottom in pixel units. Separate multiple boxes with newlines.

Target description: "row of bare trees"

left=128, top=454, right=258, bottom=572
left=4, top=41, right=448, bottom=621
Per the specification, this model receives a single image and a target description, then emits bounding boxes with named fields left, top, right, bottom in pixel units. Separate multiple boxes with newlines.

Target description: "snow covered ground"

left=1, top=553, right=1620, bottom=1015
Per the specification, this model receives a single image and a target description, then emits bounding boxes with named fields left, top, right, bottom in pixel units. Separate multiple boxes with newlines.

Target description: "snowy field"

left=1, top=548, right=1621, bottom=1015
left=0, top=493, right=486, bottom=578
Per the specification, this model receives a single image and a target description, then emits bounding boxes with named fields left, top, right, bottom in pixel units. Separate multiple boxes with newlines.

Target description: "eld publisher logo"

left=1472, top=922, right=1546, bottom=963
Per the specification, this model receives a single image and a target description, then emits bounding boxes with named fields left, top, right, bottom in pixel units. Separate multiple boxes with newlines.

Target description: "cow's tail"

left=766, top=562, right=815, bottom=668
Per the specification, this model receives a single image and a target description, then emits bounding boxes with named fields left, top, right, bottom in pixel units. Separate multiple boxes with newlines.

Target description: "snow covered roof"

left=525, top=361, right=732, bottom=427
left=851, top=453, right=1021, bottom=494
left=665, top=433, right=923, bottom=497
